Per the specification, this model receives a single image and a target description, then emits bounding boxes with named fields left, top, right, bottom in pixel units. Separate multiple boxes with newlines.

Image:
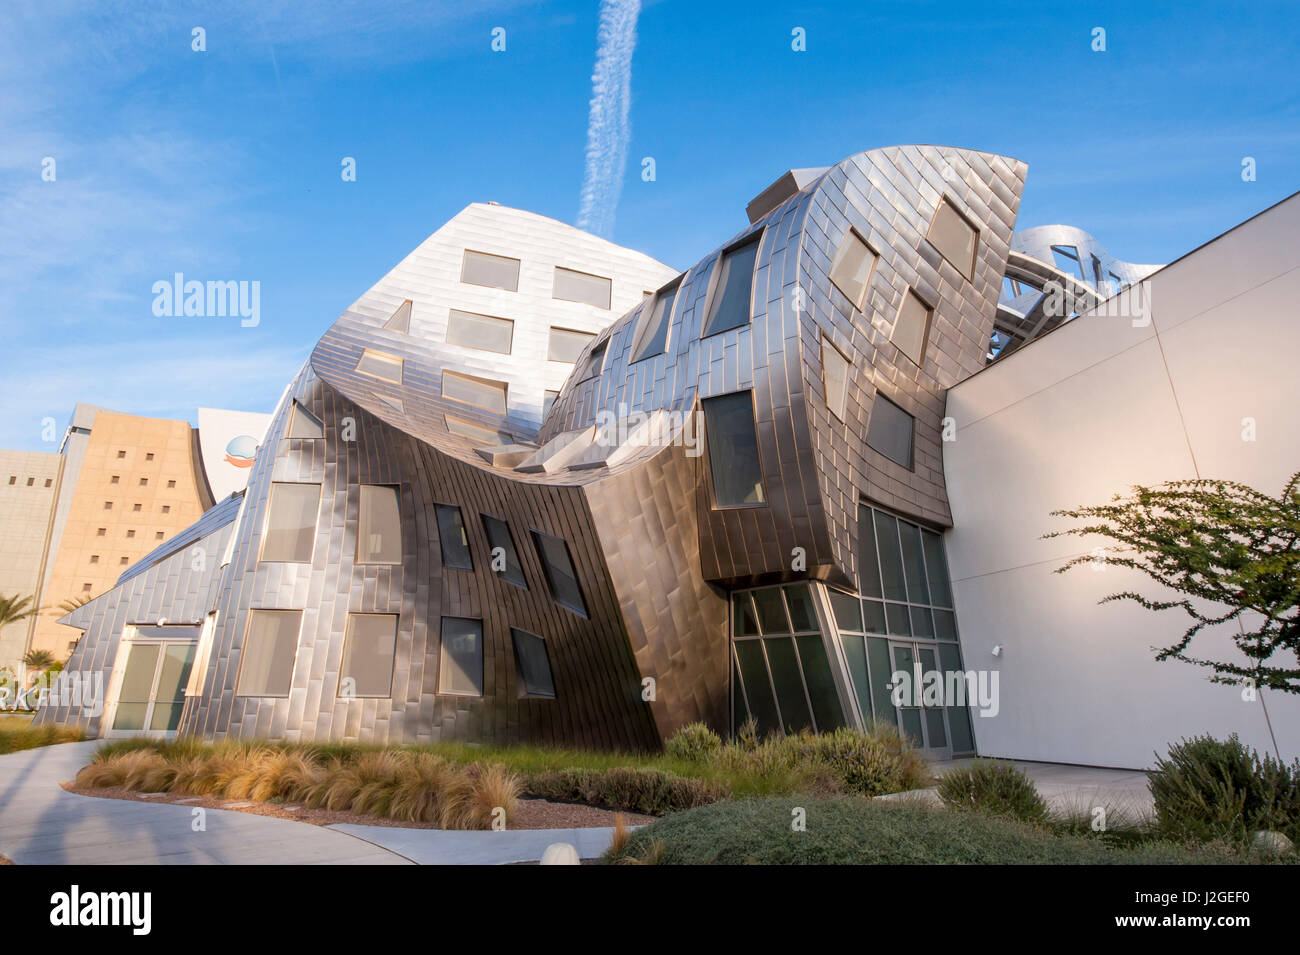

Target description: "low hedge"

left=603, top=797, right=1262, bottom=865
left=525, top=767, right=728, bottom=815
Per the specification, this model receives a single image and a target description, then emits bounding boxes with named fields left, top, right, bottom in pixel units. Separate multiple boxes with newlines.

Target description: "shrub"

left=1149, top=734, right=1300, bottom=845
left=526, top=767, right=728, bottom=815
left=0, top=722, right=84, bottom=755
left=602, top=797, right=1253, bottom=865
left=664, top=722, right=723, bottom=762
left=937, top=760, right=1048, bottom=823
left=791, top=725, right=932, bottom=797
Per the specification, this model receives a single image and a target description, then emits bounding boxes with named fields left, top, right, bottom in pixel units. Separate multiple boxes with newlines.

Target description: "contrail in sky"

left=576, top=0, right=641, bottom=238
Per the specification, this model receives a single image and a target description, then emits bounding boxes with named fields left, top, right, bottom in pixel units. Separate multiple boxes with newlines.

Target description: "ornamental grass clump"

left=937, top=760, right=1048, bottom=823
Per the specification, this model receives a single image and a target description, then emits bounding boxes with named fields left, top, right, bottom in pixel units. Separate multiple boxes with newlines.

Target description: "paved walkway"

left=893, top=757, right=1155, bottom=824
left=0, top=742, right=618, bottom=865
left=0, top=742, right=408, bottom=864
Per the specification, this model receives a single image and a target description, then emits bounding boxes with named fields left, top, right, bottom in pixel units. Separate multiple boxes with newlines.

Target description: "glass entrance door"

left=889, top=641, right=952, bottom=760
left=111, top=638, right=196, bottom=736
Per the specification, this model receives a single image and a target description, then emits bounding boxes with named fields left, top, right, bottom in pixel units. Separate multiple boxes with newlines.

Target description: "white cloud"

left=576, top=0, right=641, bottom=239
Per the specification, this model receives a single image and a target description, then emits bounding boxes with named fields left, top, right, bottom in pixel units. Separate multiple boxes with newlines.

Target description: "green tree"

left=1046, top=473, right=1300, bottom=693
left=21, top=649, right=55, bottom=670
left=0, top=593, right=38, bottom=631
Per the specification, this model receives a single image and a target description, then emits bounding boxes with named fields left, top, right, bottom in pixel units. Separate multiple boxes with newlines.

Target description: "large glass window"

left=446, top=309, right=514, bottom=355
left=828, top=228, right=877, bottom=309
left=548, top=326, right=597, bottom=364
left=511, top=628, right=555, bottom=698
left=261, top=483, right=320, bottom=562
left=630, top=279, right=680, bottom=362
left=866, top=393, right=914, bottom=469
left=435, top=504, right=473, bottom=570
left=442, top=369, right=507, bottom=414
left=340, top=613, right=397, bottom=698
left=237, top=610, right=301, bottom=697
left=926, top=198, right=978, bottom=281
left=702, top=391, right=766, bottom=507
left=576, top=338, right=608, bottom=381
left=357, top=485, right=402, bottom=564
left=439, top=617, right=483, bottom=696
left=831, top=504, right=972, bottom=753
left=701, top=234, right=760, bottom=337
left=461, top=250, right=520, bottom=292
left=730, top=585, right=846, bottom=736
left=482, top=514, right=526, bottom=589
left=552, top=267, right=611, bottom=309
left=531, top=530, right=587, bottom=616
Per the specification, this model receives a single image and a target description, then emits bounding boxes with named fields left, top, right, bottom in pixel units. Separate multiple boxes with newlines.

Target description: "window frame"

left=235, top=609, right=302, bottom=698
left=338, top=612, right=398, bottom=699
left=629, top=275, right=683, bottom=363
left=828, top=227, right=879, bottom=310
left=925, top=197, right=980, bottom=282
left=865, top=392, right=915, bottom=471
left=354, top=348, right=404, bottom=384
left=356, top=484, right=403, bottom=566
left=552, top=266, right=612, bottom=309
left=481, top=513, right=527, bottom=590
left=258, top=482, right=321, bottom=563
left=460, top=249, right=521, bottom=292
left=510, top=627, right=556, bottom=699
left=700, top=231, right=763, bottom=339
left=701, top=390, right=768, bottom=509
left=530, top=529, right=588, bottom=617
left=438, top=616, right=484, bottom=697
left=434, top=503, right=474, bottom=571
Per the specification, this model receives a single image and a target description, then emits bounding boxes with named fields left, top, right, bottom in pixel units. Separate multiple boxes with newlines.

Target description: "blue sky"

left=2, top=0, right=1297, bottom=452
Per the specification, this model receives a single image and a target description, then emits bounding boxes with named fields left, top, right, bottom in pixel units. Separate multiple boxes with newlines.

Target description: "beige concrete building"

left=28, top=411, right=213, bottom=659
left=0, top=451, right=65, bottom=669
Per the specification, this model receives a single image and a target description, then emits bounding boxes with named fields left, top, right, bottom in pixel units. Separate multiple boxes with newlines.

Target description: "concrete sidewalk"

left=0, top=741, right=616, bottom=865
left=0, top=742, right=411, bottom=865
left=330, top=822, right=619, bottom=864
left=893, top=757, right=1156, bottom=824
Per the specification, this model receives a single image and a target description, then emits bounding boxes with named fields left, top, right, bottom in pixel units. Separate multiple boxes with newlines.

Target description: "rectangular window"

left=482, top=514, right=526, bottom=588
left=926, top=198, right=978, bottom=281
left=552, top=267, right=611, bottom=309
left=446, top=309, right=514, bottom=355
left=237, top=610, right=301, bottom=696
left=821, top=337, right=850, bottom=420
left=435, top=504, right=473, bottom=570
left=547, top=326, right=597, bottom=364
left=892, top=290, right=933, bottom=367
left=439, top=617, right=483, bottom=696
left=828, top=229, right=877, bottom=309
left=355, top=348, right=403, bottom=383
left=531, top=530, right=587, bottom=616
left=340, top=613, right=397, bottom=698
left=442, top=369, right=508, bottom=414
left=630, top=279, right=680, bottom=362
left=576, top=338, right=607, bottom=381
left=287, top=402, right=324, bottom=438
left=701, top=234, right=760, bottom=337
left=461, top=250, right=520, bottom=292
left=261, top=483, right=321, bottom=562
left=866, top=393, right=914, bottom=469
left=511, top=628, right=555, bottom=698
left=444, top=414, right=512, bottom=446
left=702, top=391, right=766, bottom=506
left=357, top=485, right=402, bottom=564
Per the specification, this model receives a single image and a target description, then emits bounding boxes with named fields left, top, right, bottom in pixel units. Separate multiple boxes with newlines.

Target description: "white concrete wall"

left=944, top=193, right=1300, bottom=768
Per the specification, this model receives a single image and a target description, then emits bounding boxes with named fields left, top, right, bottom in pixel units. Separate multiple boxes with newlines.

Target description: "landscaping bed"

left=602, top=796, right=1273, bottom=865
left=0, top=716, right=84, bottom=754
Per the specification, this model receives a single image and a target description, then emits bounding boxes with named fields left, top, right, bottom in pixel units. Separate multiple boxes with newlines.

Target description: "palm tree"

left=0, top=593, right=37, bottom=631
left=57, top=594, right=93, bottom=615
left=21, top=649, right=55, bottom=670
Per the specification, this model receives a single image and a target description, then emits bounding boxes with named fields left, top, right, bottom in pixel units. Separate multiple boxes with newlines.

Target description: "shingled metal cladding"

left=43, top=147, right=1036, bottom=749
left=34, top=493, right=243, bottom=736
